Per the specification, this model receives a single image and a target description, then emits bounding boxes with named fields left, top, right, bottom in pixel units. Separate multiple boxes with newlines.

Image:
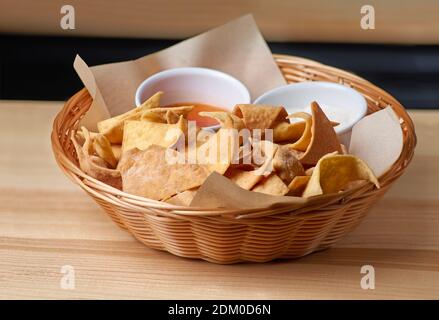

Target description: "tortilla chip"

left=71, top=128, right=122, bottom=189
left=287, top=176, right=311, bottom=197
left=122, top=116, right=186, bottom=152
left=252, top=173, right=289, bottom=196
left=165, top=189, right=198, bottom=206
left=198, top=111, right=245, bottom=130
left=118, top=145, right=210, bottom=200
left=225, top=168, right=264, bottom=190
left=194, top=128, right=239, bottom=175
left=273, top=145, right=305, bottom=184
left=297, top=102, right=342, bottom=166
left=92, top=134, right=118, bottom=168
left=141, top=105, right=193, bottom=124
left=251, top=139, right=278, bottom=176
left=111, top=144, right=122, bottom=162
left=287, top=112, right=312, bottom=151
left=273, top=120, right=306, bottom=142
left=233, top=104, right=288, bottom=130
left=303, top=153, right=380, bottom=197
left=97, top=92, right=162, bottom=143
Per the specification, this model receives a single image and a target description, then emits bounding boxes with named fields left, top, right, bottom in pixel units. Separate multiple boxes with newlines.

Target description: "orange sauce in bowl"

left=163, top=103, right=228, bottom=127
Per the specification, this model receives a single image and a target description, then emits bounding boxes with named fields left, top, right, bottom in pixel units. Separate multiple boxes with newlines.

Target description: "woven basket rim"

left=51, top=54, right=417, bottom=218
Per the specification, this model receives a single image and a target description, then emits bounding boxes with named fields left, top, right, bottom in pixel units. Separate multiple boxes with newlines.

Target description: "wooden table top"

left=0, top=100, right=438, bottom=299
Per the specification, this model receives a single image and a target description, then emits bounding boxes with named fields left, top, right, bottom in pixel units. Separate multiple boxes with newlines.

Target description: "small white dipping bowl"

left=135, top=67, right=250, bottom=129
left=253, top=81, right=368, bottom=146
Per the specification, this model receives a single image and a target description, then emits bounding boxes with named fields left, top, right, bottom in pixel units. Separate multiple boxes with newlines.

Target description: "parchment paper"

left=74, top=14, right=287, bottom=130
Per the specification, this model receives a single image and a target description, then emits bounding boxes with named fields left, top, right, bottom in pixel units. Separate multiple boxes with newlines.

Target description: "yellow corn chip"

left=118, top=145, right=210, bottom=200
left=288, top=112, right=312, bottom=151
left=273, top=120, right=306, bottom=142
left=298, top=102, right=342, bottom=166
left=71, top=128, right=122, bottom=189
left=287, top=176, right=311, bottom=197
left=198, top=111, right=245, bottom=130
left=225, top=168, right=264, bottom=190
left=97, top=92, right=162, bottom=143
left=122, top=116, right=186, bottom=152
left=165, top=189, right=198, bottom=206
left=303, top=153, right=380, bottom=197
left=141, top=105, right=193, bottom=124
left=273, top=145, right=305, bottom=184
left=93, top=134, right=118, bottom=168
left=252, top=174, right=289, bottom=196
left=233, top=104, right=288, bottom=129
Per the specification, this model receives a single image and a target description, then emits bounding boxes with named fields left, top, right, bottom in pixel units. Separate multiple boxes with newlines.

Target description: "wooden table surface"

left=0, top=100, right=438, bottom=299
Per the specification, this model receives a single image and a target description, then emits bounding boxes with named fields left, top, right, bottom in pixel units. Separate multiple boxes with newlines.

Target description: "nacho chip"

left=302, top=153, right=380, bottom=197
left=71, top=128, right=122, bottom=189
left=273, top=120, right=306, bottom=142
left=97, top=92, right=162, bottom=143
left=287, top=112, right=312, bottom=151
left=252, top=173, right=289, bottom=196
left=194, top=128, right=239, bottom=174
left=141, top=105, right=193, bottom=124
left=233, top=104, right=288, bottom=130
left=297, top=102, right=343, bottom=166
left=287, top=176, right=311, bottom=197
left=198, top=111, right=245, bottom=130
left=111, top=144, right=122, bottom=162
left=225, top=168, right=263, bottom=190
left=122, top=116, right=186, bottom=152
left=118, top=145, right=210, bottom=200
left=273, top=145, right=305, bottom=184
left=93, top=134, right=118, bottom=168
left=165, top=188, right=198, bottom=206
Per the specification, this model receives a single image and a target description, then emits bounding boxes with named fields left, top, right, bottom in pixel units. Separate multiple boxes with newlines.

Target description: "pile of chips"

left=72, top=92, right=379, bottom=206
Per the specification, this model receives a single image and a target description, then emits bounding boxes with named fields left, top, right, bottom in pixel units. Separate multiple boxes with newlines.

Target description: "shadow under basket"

left=51, top=54, right=416, bottom=264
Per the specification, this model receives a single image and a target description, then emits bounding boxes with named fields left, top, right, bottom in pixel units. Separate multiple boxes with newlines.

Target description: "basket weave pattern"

left=51, top=55, right=416, bottom=263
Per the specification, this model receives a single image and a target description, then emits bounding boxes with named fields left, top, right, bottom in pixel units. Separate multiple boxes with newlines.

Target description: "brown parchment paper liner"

left=74, top=14, right=286, bottom=130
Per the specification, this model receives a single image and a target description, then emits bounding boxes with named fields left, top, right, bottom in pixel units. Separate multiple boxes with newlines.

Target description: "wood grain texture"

left=0, top=0, right=438, bottom=44
left=0, top=100, right=438, bottom=299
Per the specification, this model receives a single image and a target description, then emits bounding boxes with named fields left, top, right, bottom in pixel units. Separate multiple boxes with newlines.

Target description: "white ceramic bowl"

left=135, top=67, right=250, bottom=111
left=254, top=81, right=368, bottom=145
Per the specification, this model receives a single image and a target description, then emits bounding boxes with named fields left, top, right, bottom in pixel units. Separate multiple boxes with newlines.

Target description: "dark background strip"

left=1, top=34, right=438, bottom=109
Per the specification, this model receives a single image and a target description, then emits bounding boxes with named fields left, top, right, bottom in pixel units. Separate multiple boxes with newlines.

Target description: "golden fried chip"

left=165, top=188, right=198, bottom=206
left=194, top=128, right=239, bottom=175
left=252, top=173, right=289, bottom=196
left=198, top=112, right=245, bottom=130
left=141, top=105, right=193, bottom=124
left=297, top=102, right=342, bottom=166
left=118, top=145, right=210, bottom=200
left=273, top=145, right=305, bottom=184
left=71, top=128, right=122, bottom=189
left=303, top=153, right=380, bottom=197
left=233, top=104, right=288, bottom=129
left=93, top=134, right=118, bottom=168
left=224, top=168, right=263, bottom=190
left=97, top=92, right=162, bottom=143
left=111, top=144, right=122, bottom=162
left=287, top=176, right=311, bottom=197
left=287, top=112, right=312, bottom=151
left=273, top=120, right=306, bottom=142
left=122, top=116, right=186, bottom=152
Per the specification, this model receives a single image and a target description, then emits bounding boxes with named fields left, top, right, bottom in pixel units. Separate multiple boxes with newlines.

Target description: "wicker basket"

left=51, top=55, right=416, bottom=264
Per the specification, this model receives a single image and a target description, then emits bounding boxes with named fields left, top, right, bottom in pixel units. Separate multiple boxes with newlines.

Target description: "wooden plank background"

left=0, top=0, right=438, bottom=44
